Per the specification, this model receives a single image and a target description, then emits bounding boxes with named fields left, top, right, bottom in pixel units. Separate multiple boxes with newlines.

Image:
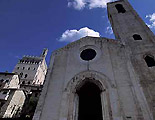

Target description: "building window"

left=28, top=67, right=30, bottom=70
left=80, top=49, right=97, bottom=61
left=2, top=91, right=7, bottom=94
left=20, top=72, right=23, bottom=77
left=23, top=67, right=25, bottom=70
left=115, top=4, right=126, bottom=13
left=28, top=81, right=30, bottom=84
left=5, top=80, right=9, bottom=83
left=25, top=74, right=28, bottom=78
left=144, top=55, right=155, bottom=67
left=20, top=60, right=24, bottom=63
left=33, top=68, right=36, bottom=70
left=1, top=79, right=4, bottom=82
left=22, top=81, right=25, bottom=84
left=11, top=105, right=16, bottom=114
left=17, top=67, right=20, bottom=69
left=77, top=82, right=103, bottom=120
left=133, top=34, right=142, bottom=40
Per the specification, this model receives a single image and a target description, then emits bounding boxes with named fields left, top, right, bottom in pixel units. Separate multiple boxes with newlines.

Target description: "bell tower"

left=108, top=0, right=155, bottom=119
left=107, top=0, right=155, bottom=45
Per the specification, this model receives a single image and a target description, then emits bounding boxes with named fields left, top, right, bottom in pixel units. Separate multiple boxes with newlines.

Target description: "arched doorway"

left=76, top=81, right=103, bottom=120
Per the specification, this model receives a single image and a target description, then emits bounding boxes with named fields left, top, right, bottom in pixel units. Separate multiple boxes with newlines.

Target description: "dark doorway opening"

left=145, top=55, right=155, bottom=67
left=115, top=4, right=126, bottom=13
left=77, top=82, right=103, bottom=120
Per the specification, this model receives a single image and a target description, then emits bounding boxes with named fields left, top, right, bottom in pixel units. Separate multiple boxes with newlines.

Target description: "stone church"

left=33, top=0, right=155, bottom=120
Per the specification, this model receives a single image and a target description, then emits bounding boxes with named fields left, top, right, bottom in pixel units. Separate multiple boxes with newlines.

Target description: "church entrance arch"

left=65, top=71, right=112, bottom=120
left=77, top=81, right=103, bottom=120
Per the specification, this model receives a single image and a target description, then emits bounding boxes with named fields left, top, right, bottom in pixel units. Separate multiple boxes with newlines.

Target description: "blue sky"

left=0, top=0, right=155, bottom=72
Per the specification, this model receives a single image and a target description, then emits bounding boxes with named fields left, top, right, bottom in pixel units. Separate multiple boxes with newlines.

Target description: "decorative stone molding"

left=65, top=70, right=114, bottom=93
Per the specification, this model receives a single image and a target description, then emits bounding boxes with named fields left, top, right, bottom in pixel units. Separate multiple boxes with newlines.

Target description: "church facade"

left=33, top=0, right=155, bottom=120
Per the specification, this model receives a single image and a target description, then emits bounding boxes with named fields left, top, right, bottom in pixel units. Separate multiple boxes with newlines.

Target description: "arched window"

left=76, top=82, right=103, bottom=120
left=28, top=81, right=30, bottom=84
left=133, top=34, right=142, bottom=40
left=115, top=4, right=126, bottom=13
left=23, top=67, right=25, bottom=70
left=25, top=74, right=28, bottom=78
left=144, top=55, right=155, bottom=67
left=28, top=67, right=30, bottom=70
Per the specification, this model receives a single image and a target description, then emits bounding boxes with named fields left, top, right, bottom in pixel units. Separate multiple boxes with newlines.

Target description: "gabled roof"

left=52, top=36, right=123, bottom=55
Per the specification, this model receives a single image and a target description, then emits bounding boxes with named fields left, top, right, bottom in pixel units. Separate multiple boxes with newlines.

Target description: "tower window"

left=115, top=4, right=126, bottom=13
left=80, top=49, right=96, bottom=61
left=133, top=34, right=142, bottom=40
left=24, top=74, right=28, bottom=78
left=20, top=72, right=23, bottom=77
left=77, top=82, right=103, bottom=120
left=23, top=67, right=25, bottom=70
left=17, top=67, right=20, bottom=69
left=28, top=81, right=30, bottom=84
left=144, top=55, right=155, bottom=67
left=20, top=60, right=24, bottom=63
left=28, top=67, right=30, bottom=70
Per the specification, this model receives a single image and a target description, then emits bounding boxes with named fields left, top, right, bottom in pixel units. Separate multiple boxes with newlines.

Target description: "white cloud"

left=68, top=0, right=117, bottom=10
left=106, top=26, right=113, bottom=35
left=68, top=0, right=86, bottom=10
left=59, top=27, right=100, bottom=42
left=146, top=13, right=155, bottom=29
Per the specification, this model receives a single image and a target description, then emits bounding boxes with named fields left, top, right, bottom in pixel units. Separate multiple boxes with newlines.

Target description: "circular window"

left=80, top=48, right=96, bottom=61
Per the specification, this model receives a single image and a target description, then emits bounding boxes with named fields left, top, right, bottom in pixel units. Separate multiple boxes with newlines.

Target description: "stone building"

left=0, top=49, right=48, bottom=119
left=13, top=48, right=48, bottom=89
left=0, top=72, right=25, bottom=118
left=33, top=0, right=155, bottom=120
left=13, top=49, right=48, bottom=118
